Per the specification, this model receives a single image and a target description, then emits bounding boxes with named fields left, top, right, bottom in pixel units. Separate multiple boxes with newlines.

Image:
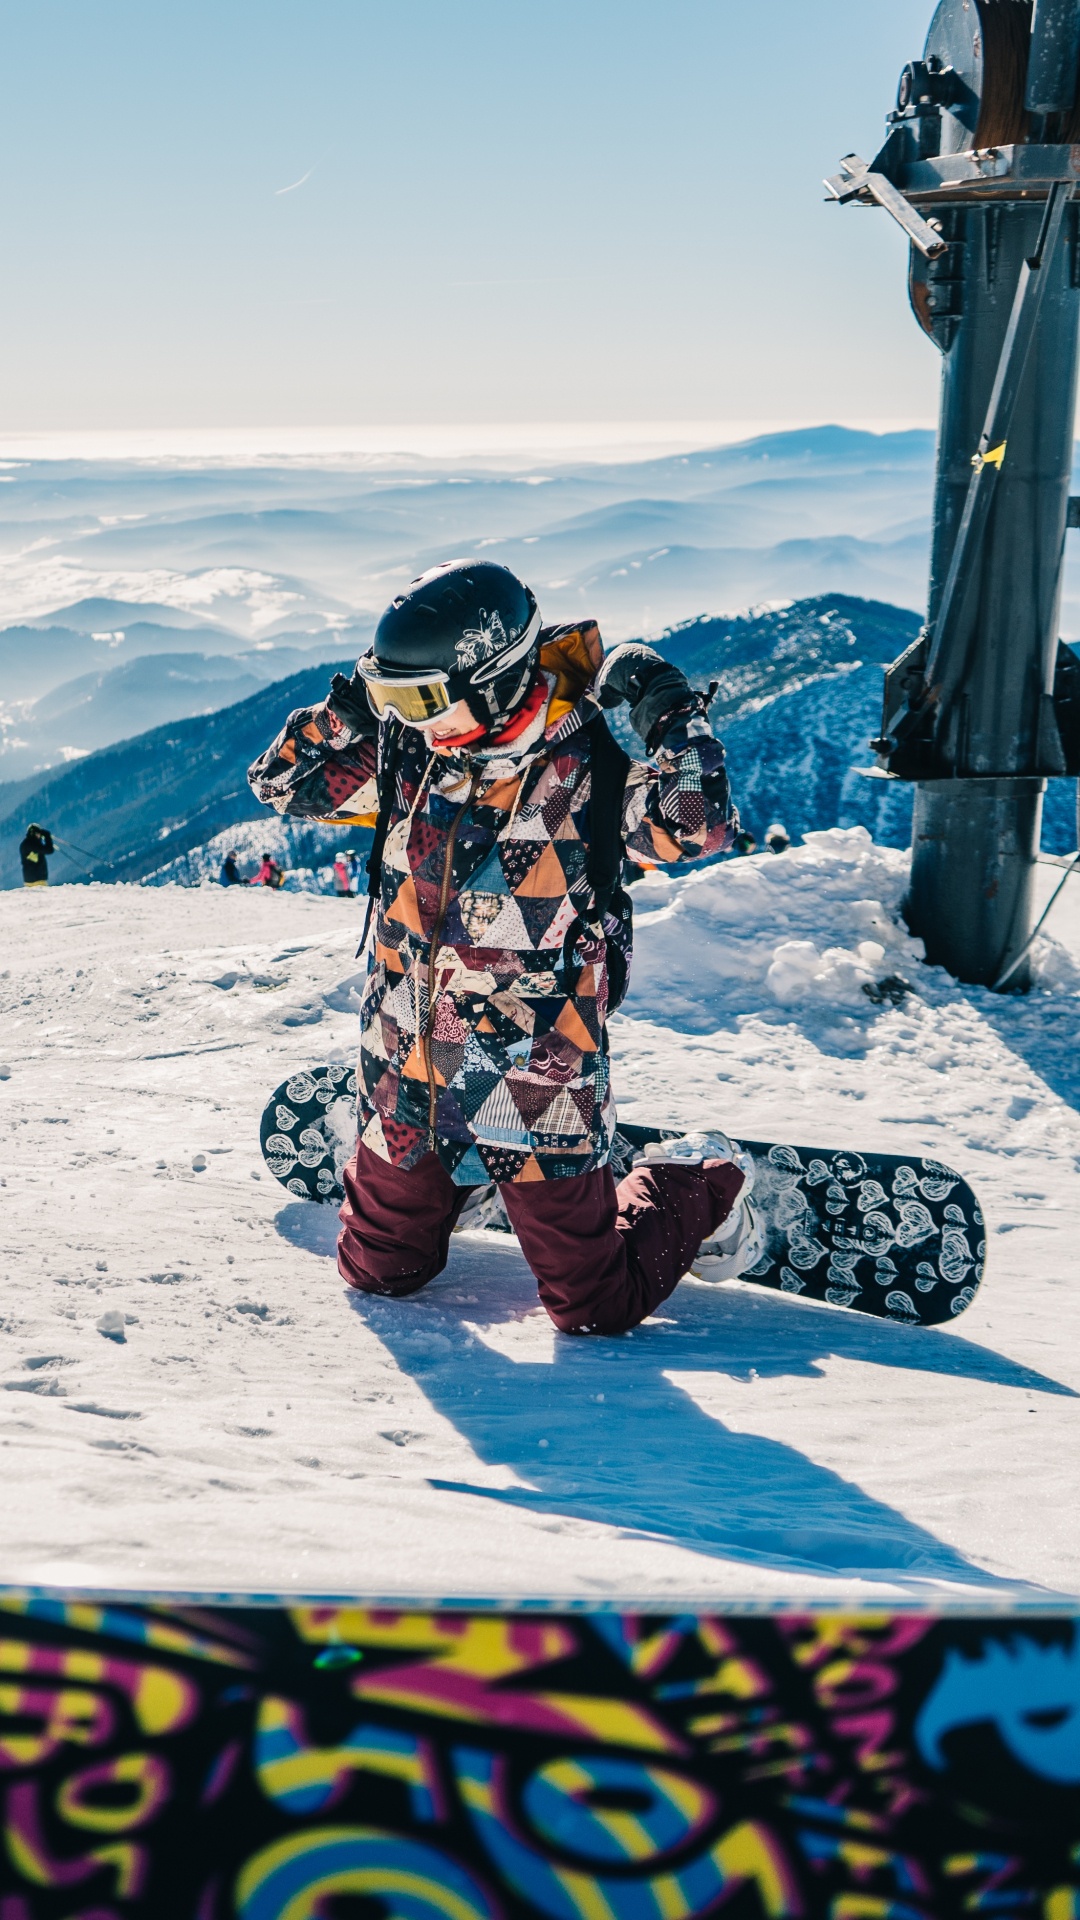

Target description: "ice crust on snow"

left=1, top=832, right=1080, bottom=1602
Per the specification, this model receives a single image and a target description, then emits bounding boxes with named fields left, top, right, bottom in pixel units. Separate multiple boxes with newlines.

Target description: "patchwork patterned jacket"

left=248, top=623, right=737, bottom=1185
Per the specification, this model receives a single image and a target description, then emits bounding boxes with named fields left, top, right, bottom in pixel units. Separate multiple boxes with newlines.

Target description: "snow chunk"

left=767, top=938, right=884, bottom=1006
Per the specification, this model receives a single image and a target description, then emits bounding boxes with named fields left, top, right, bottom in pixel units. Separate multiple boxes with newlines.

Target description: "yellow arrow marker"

left=972, top=440, right=1007, bottom=471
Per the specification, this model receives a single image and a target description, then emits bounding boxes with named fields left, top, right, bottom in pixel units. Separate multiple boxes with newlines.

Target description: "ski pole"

left=50, top=831, right=111, bottom=864
left=51, top=843, right=97, bottom=875
left=49, top=831, right=122, bottom=876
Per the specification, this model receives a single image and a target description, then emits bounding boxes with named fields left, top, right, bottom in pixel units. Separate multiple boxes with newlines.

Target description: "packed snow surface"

left=2, top=828, right=1080, bottom=1605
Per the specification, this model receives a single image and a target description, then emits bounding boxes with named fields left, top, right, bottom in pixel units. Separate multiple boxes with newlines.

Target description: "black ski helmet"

left=366, top=559, right=541, bottom=731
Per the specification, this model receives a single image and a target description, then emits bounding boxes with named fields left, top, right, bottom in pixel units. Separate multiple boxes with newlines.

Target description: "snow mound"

left=624, top=826, right=1080, bottom=1036
left=624, top=828, right=925, bottom=1031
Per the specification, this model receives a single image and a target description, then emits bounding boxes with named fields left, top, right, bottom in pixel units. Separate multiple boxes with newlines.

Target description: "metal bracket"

left=825, top=153, right=948, bottom=259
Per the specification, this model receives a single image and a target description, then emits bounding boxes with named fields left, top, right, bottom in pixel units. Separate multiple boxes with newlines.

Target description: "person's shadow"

left=277, top=1202, right=1075, bottom=1593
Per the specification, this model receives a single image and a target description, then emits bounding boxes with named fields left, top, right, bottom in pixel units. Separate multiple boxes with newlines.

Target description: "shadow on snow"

left=277, top=1200, right=1074, bottom=1593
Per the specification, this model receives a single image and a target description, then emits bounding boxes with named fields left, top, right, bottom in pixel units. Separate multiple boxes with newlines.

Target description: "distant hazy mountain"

left=0, top=654, right=265, bottom=783
left=6, top=422, right=1079, bottom=675
left=0, top=617, right=366, bottom=705
left=21, top=597, right=234, bottom=633
left=0, top=426, right=940, bottom=655
left=0, top=660, right=352, bottom=889
left=0, top=645, right=359, bottom=780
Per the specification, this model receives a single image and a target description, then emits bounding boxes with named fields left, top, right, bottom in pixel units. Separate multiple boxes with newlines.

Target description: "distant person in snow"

left=732, top=829, right=757, bottom=857
left=249, top=559, right=753, bottom=1337
left=19, top=823, right=54, bottom=887
left=764, top=821, right=791, bottom=854
left=220, top=850, right=243, bottom=886
left=332, top=851, right=354, bottom=896
left=249, top=852, right=284, bottom=889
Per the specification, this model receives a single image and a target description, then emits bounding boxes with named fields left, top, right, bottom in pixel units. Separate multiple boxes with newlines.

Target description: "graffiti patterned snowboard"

left=260, top=1070, right=984, bottom=1327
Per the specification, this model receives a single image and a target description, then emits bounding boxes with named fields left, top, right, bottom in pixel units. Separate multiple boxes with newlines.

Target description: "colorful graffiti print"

left=0, top=1601, right=1079, bottom=1918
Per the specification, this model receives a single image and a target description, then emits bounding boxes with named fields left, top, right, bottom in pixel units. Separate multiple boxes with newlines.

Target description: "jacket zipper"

left=424, top=768, right=482, bottom=1147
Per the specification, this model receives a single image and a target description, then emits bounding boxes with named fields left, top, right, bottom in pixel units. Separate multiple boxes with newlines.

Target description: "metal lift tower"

left=829, top=0, right=1080, bottom=988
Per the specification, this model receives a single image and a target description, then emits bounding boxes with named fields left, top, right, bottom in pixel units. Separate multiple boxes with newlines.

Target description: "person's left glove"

left=595, top=643, right=714, bottom=754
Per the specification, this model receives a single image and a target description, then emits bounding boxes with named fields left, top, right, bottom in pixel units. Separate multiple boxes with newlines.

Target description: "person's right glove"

left=595, top=643, right=714, bottom=754
left=323, top=664, right=380, bottom=748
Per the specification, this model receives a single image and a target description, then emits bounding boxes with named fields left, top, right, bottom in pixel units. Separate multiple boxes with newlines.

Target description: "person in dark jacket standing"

left=19, top=824, right=54, bottom=887
left=249, top=560, right=757, bottom=1336
left=220, top=850, right=243, bottom=886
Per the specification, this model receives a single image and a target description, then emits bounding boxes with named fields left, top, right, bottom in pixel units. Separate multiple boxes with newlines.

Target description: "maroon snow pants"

left=337, top=1140, right=745, bottom=1335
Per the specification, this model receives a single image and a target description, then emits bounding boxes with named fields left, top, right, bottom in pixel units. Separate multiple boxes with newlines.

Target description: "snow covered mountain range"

left=0, top=423, right=944, bottom=789
left=2, top=590, right=1077, bottom=888
left=1, top=423, right=1078, bottom=883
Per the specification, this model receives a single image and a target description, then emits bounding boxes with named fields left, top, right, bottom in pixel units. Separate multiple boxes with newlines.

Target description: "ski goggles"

left=355, top=660, right=453, bottom=725
left=355, top=604, right=542, bottom=725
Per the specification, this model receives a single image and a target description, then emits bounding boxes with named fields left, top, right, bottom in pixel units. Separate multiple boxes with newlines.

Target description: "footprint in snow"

left=65, top=1402, right=142, bottom=1420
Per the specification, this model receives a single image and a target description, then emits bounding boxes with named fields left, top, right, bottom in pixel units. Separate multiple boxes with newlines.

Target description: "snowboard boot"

left=692, top=1193, right=766, bottom=1281
left=632, top=1130, right=764, bottom=1281
left=635, top=1129, right=754, bottom=1189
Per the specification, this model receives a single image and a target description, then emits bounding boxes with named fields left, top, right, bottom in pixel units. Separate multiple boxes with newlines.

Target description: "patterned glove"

left=325, top=666, right=380, bottom=747
left=596, top=644, right=713, bottom=754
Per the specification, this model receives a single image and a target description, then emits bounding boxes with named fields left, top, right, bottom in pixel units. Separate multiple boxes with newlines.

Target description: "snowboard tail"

left=260, top=1064, right=358, bottom=1202
left=3, top=1597, right=1074, bottom=1915
left=259, top=1070, right=985, bottom=1326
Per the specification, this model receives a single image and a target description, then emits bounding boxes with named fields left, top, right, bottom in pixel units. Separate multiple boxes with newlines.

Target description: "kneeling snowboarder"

left=249, top=560, right=753, bottom=1335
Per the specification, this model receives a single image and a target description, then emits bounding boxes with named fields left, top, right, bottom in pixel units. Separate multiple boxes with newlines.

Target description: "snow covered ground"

left=2, top=832, right=1079, bottom=1606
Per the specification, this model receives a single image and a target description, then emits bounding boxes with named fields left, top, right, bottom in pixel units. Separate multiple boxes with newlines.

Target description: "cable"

left=992, top=851, right=1080, bottom=990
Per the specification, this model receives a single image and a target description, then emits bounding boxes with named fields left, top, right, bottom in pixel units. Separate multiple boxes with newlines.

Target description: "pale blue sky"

left=0, top=1, right=940, bottom=430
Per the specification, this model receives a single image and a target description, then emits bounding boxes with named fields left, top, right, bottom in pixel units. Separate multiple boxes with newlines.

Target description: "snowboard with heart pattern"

left=259, top=1070, right=985, bottom=1325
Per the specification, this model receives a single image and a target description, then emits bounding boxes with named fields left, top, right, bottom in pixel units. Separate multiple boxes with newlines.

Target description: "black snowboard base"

left=259, top=1071, right=984, bottom=1326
